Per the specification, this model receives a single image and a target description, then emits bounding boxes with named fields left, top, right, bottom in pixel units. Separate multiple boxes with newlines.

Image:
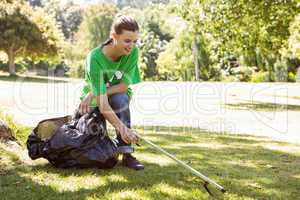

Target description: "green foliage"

left=272, top=55, right=300, bottom=82
left=65, top=7, right=82, bottom=41
left=177, top=0, right=300, bottom=81
left=288, top=72, right=296, bottom=82
left=274, top=59, right=288, bottom=82
left=3, top=0, right=299, bottom=82
left=135, top=4, right=175, bottom=80
left=157, top=30, right=194, bottom=81
left=0, top=109, right=30, bottom=145
left=66, top=3, right=117, bottom=56
left=79, top=4, right=117, bottom=49
left=208, top=0, right=297, bottom=65
left=222, top=75, right=240, bottom=82
left=67, top=60, right=85, bottom=78
left=57, top=1, right=83, bottom=41
left=251, top=71, right=270, bottom=83
left=64, top=4, right=117, bottom=78
left=157, top=23, right=221, bottom=81
left=0, top=0, right=64, bottom=75
left=0, top=59, right=30, bottom=73
left=28, top=0, right=83, bottom=41
left=119, top=4, right=175, bottom=80
left=139, top=32, right=168, bottom=80
left=287, top=13, right=300, bottom=58
left=231, top=66, right=255, bottom=82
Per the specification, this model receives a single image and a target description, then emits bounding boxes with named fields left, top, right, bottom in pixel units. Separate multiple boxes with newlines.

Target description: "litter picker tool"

left=135, top=132, right=226, bottom=196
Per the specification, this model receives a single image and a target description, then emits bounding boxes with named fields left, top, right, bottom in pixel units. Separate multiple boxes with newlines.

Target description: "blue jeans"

left=108, top=93, right=133, bottom=153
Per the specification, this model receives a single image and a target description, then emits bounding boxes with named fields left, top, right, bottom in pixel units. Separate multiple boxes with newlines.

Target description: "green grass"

left=0, top=124, right=300, bottom=200
left=225, top=100, right=300, bottom=111
left=0, top=110, right=31, bottom=145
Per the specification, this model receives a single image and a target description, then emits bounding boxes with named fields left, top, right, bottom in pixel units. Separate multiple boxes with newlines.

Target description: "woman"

left=78, top=15, right=144, bottom=170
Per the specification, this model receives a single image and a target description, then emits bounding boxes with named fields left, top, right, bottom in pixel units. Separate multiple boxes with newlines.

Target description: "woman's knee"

left=109, top=93, right=129, bottom=111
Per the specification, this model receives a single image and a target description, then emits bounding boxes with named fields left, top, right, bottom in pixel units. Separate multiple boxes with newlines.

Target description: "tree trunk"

left=8, top=47, right=16, bottom=76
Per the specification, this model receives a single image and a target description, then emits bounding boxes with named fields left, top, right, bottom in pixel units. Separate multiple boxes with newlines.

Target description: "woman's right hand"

left=119, top=126, right=139, bottom=144
left=79, top=92, right=94, bottom=115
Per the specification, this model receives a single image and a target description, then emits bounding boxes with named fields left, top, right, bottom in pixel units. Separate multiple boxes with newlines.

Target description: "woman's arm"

left=79, top=83, right=127, bottom=114
left=106, top=82, right=128, bottom=96
left=79, top=92, right=94, bottom=114
left=96, top=94, right=138, bottom=144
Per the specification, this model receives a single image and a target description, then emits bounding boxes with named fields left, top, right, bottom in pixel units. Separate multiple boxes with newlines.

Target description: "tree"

left=139, top=32, right=168, bottom=79
left=288, top=14, right=300, bottom=59
left=178, top=0, right=299, bottom=80
left=77, top=4, right=117, bottom=50
left=156, top=30, right=194, bottom=81
left=0, top=0, right=64, bottom=75
left=63, top=4, right=117, bottom=78
left=41, top=0, right=83, bottom=41
left=121, top=4, right=174, bottom=79
left=60, top=2, right=83, bottom=41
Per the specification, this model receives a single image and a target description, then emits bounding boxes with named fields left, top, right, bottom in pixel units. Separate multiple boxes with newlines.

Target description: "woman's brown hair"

left=102, top=15, right=139, bottom=46
left=111, top=15, right=139, bottom=34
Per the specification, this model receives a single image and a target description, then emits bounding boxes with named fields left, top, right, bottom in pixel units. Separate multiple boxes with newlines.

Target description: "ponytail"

left=100, top=15, right=139, bottom=48
left=100, top=38, right=113, bottom=48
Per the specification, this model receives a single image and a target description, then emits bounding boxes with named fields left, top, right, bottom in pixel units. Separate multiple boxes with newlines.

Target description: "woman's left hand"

left=79, top=92, right=94, bottom=115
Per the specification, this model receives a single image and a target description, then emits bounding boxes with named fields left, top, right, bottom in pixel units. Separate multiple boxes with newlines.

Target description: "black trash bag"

left=26, top=108, right=119, bottom=169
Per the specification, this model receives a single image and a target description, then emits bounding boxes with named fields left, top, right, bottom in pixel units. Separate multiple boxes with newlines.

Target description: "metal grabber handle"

left=135, top=132, right=226, bottom=195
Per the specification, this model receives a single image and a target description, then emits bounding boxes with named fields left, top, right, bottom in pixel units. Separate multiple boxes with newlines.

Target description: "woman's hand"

left=79, top=92, right=94, bottom=115
left=119, top=125, right=139, bottom=144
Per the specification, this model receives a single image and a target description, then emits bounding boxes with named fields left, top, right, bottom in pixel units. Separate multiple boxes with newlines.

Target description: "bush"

left=67, top=61, right=85, bottom=78
left=274, top=59, right=288, bottom=82
left=288, top=72, right=296, bottom=82
left=251, top=71, right=270, bottom=82
left=0, top=60, right=28, bottom=74
left=231, top=66, right=255, bottom=82
left=222, top=75, right=240, bottom=82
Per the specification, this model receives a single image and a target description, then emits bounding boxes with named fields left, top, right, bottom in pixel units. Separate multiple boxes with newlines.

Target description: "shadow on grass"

left=0, top=147, right=210, bottom=200
left=225, top=100, right=300, bottom=111
left=1, top=131, right=300, bottom=200
left=0, top=75, right=68, bottom=83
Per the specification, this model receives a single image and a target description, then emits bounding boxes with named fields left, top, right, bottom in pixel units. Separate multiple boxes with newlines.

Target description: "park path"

left=1, top=78, right=300, bottom=144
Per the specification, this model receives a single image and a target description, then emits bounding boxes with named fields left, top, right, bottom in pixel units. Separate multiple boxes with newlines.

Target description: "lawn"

left=225, top=100, right=300, bottom=111
left=1, top=124, right=300, bottom=200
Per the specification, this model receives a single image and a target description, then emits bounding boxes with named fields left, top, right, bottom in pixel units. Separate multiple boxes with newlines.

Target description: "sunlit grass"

left=1, top=124, right=300, bottom=200
left=225, top=100, right=300, bottom=111
left=0, top=110, right=31, bottom=145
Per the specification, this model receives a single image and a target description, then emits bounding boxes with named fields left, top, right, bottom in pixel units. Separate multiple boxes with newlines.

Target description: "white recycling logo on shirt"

left=110, top=70, right=123, bottom=82
left=115, top=71, right=123, bottom=80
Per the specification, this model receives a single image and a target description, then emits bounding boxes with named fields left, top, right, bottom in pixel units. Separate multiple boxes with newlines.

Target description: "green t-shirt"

left=80, top=46, right=141, bottom=107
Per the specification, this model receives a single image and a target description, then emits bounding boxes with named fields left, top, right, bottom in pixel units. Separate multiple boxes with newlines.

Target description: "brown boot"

left=122, top=154, right=144, bottom=170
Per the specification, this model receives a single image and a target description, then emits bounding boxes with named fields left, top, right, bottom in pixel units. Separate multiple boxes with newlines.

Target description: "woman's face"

left=113, top=30, right=139, bottom=55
